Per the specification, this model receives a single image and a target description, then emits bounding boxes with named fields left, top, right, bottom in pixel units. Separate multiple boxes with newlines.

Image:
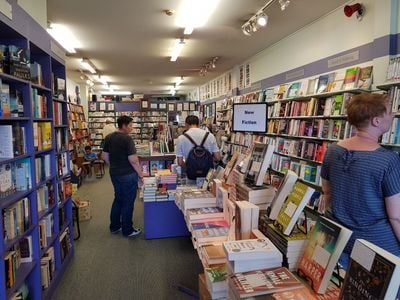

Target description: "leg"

left=109, top=175, right=123, bottom=232
left=118, top=173, right=139, bottom=236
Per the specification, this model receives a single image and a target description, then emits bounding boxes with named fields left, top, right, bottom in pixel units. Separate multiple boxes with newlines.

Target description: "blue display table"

left=144, top=201, right=190, bottom=239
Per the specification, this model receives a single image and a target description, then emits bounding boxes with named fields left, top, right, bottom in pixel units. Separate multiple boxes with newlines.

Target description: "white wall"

left=66, top=77, right=89, bottom=115
left=196, top=0, right=398, bottom=98
left=17, top=0, right=47, bottom=29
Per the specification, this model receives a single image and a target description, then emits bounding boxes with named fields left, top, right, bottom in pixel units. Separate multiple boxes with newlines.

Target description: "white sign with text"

left=233, top=103, right=267, bottom=133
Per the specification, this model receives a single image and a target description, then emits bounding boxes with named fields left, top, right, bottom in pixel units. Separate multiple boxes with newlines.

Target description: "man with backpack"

left=176, top=115, right=221, bottom=181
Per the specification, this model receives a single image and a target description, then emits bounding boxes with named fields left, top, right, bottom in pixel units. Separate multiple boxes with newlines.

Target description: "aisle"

left=53, top=171, right=202, bottom=300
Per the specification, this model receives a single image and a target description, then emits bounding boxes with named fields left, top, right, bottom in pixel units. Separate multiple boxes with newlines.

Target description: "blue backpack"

left=184, top=132, right=214, bottom=180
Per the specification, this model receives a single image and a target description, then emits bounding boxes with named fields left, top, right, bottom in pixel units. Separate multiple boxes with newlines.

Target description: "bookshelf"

left=88, top=101, right=117, bottom=150
left=0, top=5, right=73, bottom=299
left=67, top=103, right=90, bottom=160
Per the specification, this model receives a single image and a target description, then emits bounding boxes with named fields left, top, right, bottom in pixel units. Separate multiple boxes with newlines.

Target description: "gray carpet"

left=53, top=171, right=202, bottom=300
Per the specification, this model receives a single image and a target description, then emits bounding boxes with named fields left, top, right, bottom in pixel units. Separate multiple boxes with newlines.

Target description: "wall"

left=17, top=0, right=47, bottom=29
left=196, top=0, right=399, bottom=101
left=67, top=77, right=89, bottom=115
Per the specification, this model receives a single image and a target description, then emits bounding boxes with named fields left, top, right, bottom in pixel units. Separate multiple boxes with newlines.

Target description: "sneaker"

left=110, top=228, right=122, bottom=234
left=126, top=228, right=141, bottom=238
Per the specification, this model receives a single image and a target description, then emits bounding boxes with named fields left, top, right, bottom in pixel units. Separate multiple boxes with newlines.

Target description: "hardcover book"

left=339, top=239, right=400, bottom=300
left=357, top=66, right=373, bottom=89
left=276, top=182, right=315, bottom=236
left=223, top=238, right=282, bottom=261
left=297, top=216, right=352, bottom=294
left=245, top=142, right=274, bottom=186
left=343, top=67, right=360, bottom=90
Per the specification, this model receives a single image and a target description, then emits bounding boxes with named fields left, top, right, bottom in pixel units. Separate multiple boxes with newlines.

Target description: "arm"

left=102, top=151, right=109, bottom=164
left=128, top=154, right=144, bottom=184
left=213, top=151, right=221, bottom=161
left=385, top=193, right=400, bottom=241
left=177, top=157, right=185, bottom=167
left=320, top=178, right=332, bottom=214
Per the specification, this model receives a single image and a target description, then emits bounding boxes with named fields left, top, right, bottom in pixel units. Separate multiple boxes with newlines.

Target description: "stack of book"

left=154, top=191, right=168, bottom=202
left=235, top=183, right=275, bottom=210
left=191, top=220, right=229, bottom=248
left=199, top=244, right=226, bottom=267
left=175, top=189, right=216, bottom=211
left=40, top=247, right=55, bottom=290
left=265, top=223, right=308, bottom=271
left=3, top=197, right=30, bottom=241
left=185, top=207, right=224, bottom=226
left=143, top=184, right=157, bottom=202
left=235, top=201, right=260, bottom=240
left=228, top=267, right=304, bottom=299
left=204, top=265, right=228, bottom=299
left=224, top=239, right=283, bottom=274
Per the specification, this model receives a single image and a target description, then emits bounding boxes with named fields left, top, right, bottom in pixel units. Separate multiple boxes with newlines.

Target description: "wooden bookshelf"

left=0, top=3, right=73, bottom=299
left=67, top=103, right=90, bottom=160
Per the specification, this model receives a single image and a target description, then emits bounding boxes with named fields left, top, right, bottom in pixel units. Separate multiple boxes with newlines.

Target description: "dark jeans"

left=110, top=172, right=138, bottom=236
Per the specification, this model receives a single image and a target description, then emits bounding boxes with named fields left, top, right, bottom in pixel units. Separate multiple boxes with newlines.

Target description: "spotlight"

left=278, top=0, right=290, bottom=11
left=242, top=24, right=252, bottom=36
left=250, top=20, right=258, bottom=32
left=257, top=13, right=268, bottom=27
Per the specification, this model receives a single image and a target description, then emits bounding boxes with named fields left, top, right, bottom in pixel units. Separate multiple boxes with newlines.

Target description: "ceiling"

left=46, top=0, right=349, bottom=96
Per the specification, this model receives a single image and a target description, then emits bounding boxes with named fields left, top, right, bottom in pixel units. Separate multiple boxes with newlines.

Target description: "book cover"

left=331, top=70, right=346, bottom=92
left=316, top=75, right=329, bottom=94
left=245, top=142, right=274, bottom=186
left=140, top=160, right=150, bottom=177
left=192, top=220, right=229, bottom=231
left=357, top=66, right=373, bottom=89
left=0, top=125, right=13, bottom=158
left=269, top=170, right=298, bottom=220
left=343, top=67, right=360, bottom=90
left=286, top=82, right=301, bottom=98
left=229, top=267, right=304, bottom=298
left=339, top=239, right=400, bottom=300
left=276, top=182, right=315, bottom=236
left=298, top=216, right=352, bottom=294
left=223, top=238, right=282, bottom=261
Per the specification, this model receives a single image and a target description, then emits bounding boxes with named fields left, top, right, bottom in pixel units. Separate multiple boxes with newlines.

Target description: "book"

left=140, top=160, right=150, bottom=177
left=245, top=142, right=274, bottom=186
left=357, top=66, right=373, bottom=89
left=276, top=182, right=315, bottom=236
left=186, top=207, right=224, bottom=222
left=235, top=201, right=260, bottom=240
left=205, top=266, right=228, bottom=294
left=286, top=82, right=301, bottom=98
left=203, top=244, right=226, bottom=265
left=316, top=74, right=330, bottom=94
left=268, top=170, right=298, bottom=220
left=339, top=239, right=400, bottom=300
left=229, top=267, right=304, bottom=298
left=0, top=125, right=13, bottom=158
left=0, top=163, right=13, bottom=197
left=343, top=67, right=360, bottom=90
left=297, top=216, right=352, bottom=294
left=223, top=238, right=282, bottom=261
left=331, top=70, right=346, bottom=92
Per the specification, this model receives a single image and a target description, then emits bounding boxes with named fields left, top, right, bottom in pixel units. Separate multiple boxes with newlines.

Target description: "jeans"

left=110, top=172, right=138, bottom=236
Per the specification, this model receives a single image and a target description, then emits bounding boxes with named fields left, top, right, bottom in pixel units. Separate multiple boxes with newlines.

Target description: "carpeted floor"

left=53, top=171, right=202, bottom=300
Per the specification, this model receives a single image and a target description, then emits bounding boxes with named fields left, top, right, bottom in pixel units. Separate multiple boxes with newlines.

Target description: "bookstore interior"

left=1, top=0, right=400, bottom=299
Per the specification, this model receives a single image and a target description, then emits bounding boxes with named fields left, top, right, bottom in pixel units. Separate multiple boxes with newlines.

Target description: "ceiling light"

left=170, top=38, right=185, bottom=62
left=96, top=75, right=108, bottom=85
left=257, top=13, right=268, bottom=26
left=100, top=91, right=131, bottom=95
left=175, top=76, right=184, bottom=87
left=278, top=0, right=290, bottom=11
left=80, top=58, right=96, bottom=74
left=103, top=84, right=109, bottom=89
left=177, top=0, right=220, bottom=35
left=250, top=20, right=258, bottom=32
left=47, top=23, right=81, bottom=54
left=242, top=24, right=252, bottom=36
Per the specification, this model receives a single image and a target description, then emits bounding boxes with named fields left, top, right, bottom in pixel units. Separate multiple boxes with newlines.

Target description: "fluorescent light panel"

left=177, top=0, right=220, bottom=34
left=100, top=90, right=131, bottom=95
left=47, top=23, right=81, bottom=54
left=170, top=39, right=185, bottom=62
left=80, top=58, right=96, bottom=74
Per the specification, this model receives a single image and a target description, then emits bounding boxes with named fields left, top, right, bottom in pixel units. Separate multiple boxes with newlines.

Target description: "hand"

left=139, top=176, right=144, bottom=187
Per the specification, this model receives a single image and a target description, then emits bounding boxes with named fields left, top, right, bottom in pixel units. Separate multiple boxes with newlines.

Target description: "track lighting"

left=241, top=0, right=288, bottom=36
left=80, top=58, right=97, bottom=74
left=257, top=13, right=268, bottom=27
left=170, top=38, right=185, bottom=62
left=278, top=0, right=290, bottom=11
left=199, top=57, right=219, bottom=76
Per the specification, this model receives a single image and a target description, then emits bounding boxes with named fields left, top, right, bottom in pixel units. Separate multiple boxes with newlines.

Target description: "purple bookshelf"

left=0, top=1, right=73, bottom=299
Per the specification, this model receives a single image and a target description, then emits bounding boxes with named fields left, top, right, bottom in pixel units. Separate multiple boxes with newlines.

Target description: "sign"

left=232, top=103, right=267, bottom=133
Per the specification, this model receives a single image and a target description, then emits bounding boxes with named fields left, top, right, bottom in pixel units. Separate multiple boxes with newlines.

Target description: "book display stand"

left=0, top=3, right=73, bottom=299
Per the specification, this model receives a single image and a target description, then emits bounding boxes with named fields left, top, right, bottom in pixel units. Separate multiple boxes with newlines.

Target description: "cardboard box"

left=199, top=273, right=212, bottom=300
left=78, top=201, right=91, bottom=221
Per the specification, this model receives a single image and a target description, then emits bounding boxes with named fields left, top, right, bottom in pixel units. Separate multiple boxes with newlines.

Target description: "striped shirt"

left=321, top=144, right=400, bottom=256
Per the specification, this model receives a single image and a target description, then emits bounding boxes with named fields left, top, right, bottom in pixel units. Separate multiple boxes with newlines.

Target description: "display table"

left=144, top=201, right=190, bottom=239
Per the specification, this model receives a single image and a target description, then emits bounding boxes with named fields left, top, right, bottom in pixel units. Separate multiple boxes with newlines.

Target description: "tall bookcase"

left=67, top=102, right=90, bottom=160
left=0, top=4, right=73, bottom=300
left=88, top=101, right=116, bottom=150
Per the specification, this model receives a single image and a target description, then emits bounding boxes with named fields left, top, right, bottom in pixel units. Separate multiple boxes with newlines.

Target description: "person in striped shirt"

left=320, top=93, right=400, bottom=266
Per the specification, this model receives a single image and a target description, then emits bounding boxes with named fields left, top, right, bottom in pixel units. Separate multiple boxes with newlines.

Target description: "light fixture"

left=278, top=0, right=290, bottom=11
left=175, top=76, right=184, bottom=87
left=80, top=58, right=97, bottom=74
left=257, top=13, right=268, bottom=27
left=198, top=57, right=219, bottom=76
left=170, top=86, right=176, bottom=96
left=47, top=23, right=81, bottom=54
left=100, top=91, right=131, bottom=95
left=241, top=0, right=288, bottom=36
left=96, top=75, right=108, bottom=85
left=177, top=0, right=220, bottom=35
left=170, top=38, right=185, bottom=62
left=86, top=79, right=94, bottom=87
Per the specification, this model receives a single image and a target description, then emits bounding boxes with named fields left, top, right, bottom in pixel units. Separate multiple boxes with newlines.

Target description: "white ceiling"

left=46, top=0, right=349, bottom=96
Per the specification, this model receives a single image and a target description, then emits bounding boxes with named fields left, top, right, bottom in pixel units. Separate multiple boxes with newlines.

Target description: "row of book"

left=268, top=118, right=353, bottom=141
left=41, top=247, right=56, bottom=290
left=269, top=93, right=352, bottom=118
left=53, top=102, right=64, bottom=126
left=57, top=153, right=69, bottom=178
left=35, top=154, right=51, bottom=184
left=271, top=154, right=322, bottom=185
left=386, top=56, right=400, bottom=81
left=37, top=182, right=54, bottom=213
left=0, top=123, right=26, bottom=158
left=275, top=138, right=329, bottom=163
left=381, top=117, right=400, bottom=144
left=264, top=66, right=372, bottom=101
left=57, top=176, right=72, bottom=204
left=39, top=213, right=54, bottom=249
left=32, top=88, right=47, bottom=118
left=33, top=122, right=52, bottom=151
left=0, top=80, right=24, bottom=117
left=0, top=158, right=32, bottom=197
left=3, top=197, right=30, bottom=242
left=55, top=128, right=68, bottom=152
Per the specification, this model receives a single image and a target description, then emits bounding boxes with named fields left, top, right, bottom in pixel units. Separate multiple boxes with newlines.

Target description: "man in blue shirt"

left=175, top=115, right=221, bottom=179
